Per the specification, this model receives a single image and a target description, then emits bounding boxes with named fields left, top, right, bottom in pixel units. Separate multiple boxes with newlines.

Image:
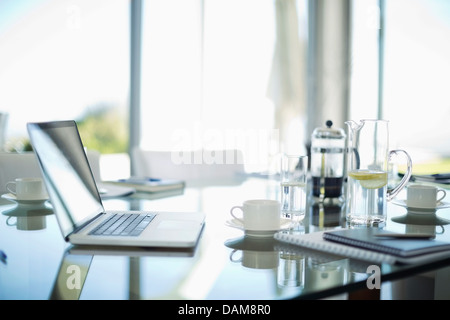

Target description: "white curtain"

left=267, top=0, right=306, bottom=154
left=0, top=112, right=8, bottom=151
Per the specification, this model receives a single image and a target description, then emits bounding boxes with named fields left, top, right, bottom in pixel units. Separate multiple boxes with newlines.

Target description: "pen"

left=0, top=250, right=7, bottom=263
left=374, top=233, right=435, bottom=239
left=119, top=177, right=161, bottom=183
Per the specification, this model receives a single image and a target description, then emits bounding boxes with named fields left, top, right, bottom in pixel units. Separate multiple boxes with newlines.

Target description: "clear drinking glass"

left=280, top=154, right=308, bottom=223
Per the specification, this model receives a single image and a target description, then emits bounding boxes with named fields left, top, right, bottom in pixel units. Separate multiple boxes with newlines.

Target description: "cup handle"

left=437, top=189, right=446, bottom=203
left=230, top=206, right=244, bottom=223
left=6, top=216, right=16, bottom=226
left=437, top=225, right=445, bottom=234
left=6, top=181, right=16, bottom=195
left=229, top=249, right=242, bottom=263
left=386, top=150, right=413, bottom=202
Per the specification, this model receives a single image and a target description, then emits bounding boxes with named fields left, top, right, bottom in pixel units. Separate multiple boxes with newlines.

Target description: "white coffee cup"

left=230, top=199, right=281, bottom=231
left=406, top=185, right=446, bottom=209
left=5, top=177, right=48, bottom=200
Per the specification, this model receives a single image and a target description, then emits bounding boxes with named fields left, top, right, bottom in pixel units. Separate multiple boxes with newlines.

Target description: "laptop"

left=27, top=120, right=205, bottom=248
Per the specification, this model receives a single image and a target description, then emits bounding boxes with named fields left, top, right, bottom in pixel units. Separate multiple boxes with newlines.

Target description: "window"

left=140, top=0, right=309, bottom=173
left=0, top=0, right=130, bottom=179
left=383, top=0, right=450, bottom=173
left=349, top=0, right=380, bottom=120
left=350, top=0, right=450, bottom=174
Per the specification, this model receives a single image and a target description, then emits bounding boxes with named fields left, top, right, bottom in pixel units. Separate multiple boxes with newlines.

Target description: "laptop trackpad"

left=157, top=220, right=194, bottom=230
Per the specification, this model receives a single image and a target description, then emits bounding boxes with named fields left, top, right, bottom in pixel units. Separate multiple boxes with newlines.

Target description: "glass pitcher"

left=345, top=119, right=412, bottom=225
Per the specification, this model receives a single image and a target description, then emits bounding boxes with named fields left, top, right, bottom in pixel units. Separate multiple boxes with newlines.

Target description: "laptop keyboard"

left=89, top=213, right=156, bottom=237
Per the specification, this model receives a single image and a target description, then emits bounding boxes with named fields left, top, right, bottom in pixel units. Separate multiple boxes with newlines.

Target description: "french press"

left=310, top=120, right=346, bottom=200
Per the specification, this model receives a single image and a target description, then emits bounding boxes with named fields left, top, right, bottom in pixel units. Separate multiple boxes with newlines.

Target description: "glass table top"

left=1, top=177, right=450, bottom=300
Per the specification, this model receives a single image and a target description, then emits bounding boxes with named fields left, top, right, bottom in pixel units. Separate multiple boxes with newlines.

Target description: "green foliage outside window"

left=77, top=105, right=128, bottom=154
left=5, top=105, right=128, bottom=154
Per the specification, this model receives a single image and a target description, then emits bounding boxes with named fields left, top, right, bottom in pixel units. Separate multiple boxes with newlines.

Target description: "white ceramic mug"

left=5, top=177, right=48, bottom=200
left=406, top=185, right=446, bottom=209
left=230, top=199, right=281, bottom=231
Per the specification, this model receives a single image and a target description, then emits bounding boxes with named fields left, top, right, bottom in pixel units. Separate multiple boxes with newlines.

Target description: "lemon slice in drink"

left=348, top=171, right=388, bottom=189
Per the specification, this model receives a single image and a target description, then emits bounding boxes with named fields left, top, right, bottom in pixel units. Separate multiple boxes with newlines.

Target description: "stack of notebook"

left=274, top=228, right=450, bottom=265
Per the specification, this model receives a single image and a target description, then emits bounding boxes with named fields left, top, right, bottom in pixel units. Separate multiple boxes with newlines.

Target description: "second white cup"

left=5, top=177, right=48, bottom=200
left=230, top=199, right=281, bottom=231
left=406, top=185, right=447, bottom=209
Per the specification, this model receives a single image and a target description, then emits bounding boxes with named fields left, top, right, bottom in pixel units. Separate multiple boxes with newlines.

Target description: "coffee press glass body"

left=310, top=120, right=346, bottom=201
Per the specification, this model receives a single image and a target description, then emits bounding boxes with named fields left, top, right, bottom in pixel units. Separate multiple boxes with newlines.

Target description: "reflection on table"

left=2, top=196, right=53, bottom=231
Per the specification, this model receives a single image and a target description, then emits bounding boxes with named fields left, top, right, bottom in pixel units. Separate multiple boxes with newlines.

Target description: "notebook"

left=400, top=172, right=450, bottom=185
left=104, top=176, right=185, bottom=193
left=27, top=120, right=205, bottom=248
left=273, top=242, right=373, bottom=274
left=274, top=228, right=450, bottom=265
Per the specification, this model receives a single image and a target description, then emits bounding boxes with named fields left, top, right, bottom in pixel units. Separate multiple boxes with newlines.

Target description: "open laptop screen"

left=27, top=120, right=104, bottom=239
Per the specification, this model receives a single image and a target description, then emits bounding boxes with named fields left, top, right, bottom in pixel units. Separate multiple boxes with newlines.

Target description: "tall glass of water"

left=280, top=154, right=308, bottom=223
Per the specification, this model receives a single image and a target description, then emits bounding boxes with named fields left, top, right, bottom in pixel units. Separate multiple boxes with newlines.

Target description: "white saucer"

left=1, top=193, right=49, bottom=206
left=391, top=199, right=450, bottom=211
left=225, top=218, right=293, bottom=237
